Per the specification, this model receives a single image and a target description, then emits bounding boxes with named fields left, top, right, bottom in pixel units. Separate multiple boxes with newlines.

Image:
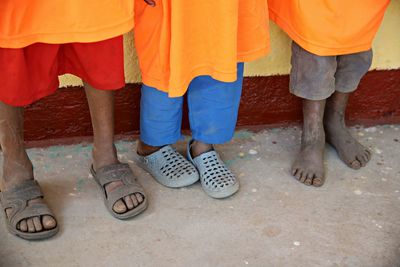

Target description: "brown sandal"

left=91, top=163, right=148, bottom=220
left=0, top=179, right=58, bottom=240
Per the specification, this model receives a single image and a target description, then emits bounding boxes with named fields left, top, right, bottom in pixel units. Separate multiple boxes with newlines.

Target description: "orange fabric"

left=268, top=0, right=390, bottom=56
left=0, top=1, right=134, bottom=48
left=134, top=0, right=270, bottom=97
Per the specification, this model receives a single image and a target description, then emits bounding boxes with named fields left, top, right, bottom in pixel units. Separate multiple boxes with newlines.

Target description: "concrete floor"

left=0, top=125, right=399, bottom=267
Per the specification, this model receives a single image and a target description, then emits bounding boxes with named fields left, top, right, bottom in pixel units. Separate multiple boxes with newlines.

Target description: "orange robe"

left=133, top=0, right=270, bottom=97
left=268, top=0, right=390, bottom=56
left=0, top=1, right=134, bottom=48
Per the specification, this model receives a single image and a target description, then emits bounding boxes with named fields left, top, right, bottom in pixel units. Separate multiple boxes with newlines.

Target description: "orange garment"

left=0, top=1, right=134, bottom=48
left=134, top=0, right=270, bottom=97
left=268, top=0, right=390, bottom=56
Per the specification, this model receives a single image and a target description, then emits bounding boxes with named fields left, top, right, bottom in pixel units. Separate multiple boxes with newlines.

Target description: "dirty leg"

left=292, top=99, right=326, bottom=186
left=84, top=83, right=144, bottom=213
left=324, top=92, right=371, bottom=169
left=0, top=102, right=56, bottom=232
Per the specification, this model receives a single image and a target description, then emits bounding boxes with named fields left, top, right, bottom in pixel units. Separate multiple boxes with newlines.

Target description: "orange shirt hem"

left=142, top=45, right=270, bottom=97
left=269, top=9, right=373, bottom=56
left=0, top=18, right=134, bottom=48
left=238, top=45, right=270, bottom=62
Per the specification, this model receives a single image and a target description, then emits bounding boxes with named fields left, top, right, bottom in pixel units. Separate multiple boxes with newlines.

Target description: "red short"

left=0, top=36, right=125, bottom=107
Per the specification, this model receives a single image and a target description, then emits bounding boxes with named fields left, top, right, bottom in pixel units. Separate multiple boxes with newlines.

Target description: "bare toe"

left=313, top=177, right=324, bottom=187
left=27, top=218, right=35, bottom=233
left=299, top=172, right=307, bottom=183
left=33, top=217, right=43, bottom=232
left=357, top=155, right=367, bottom=167
left=112, top=200, right=127, bottom=214
left=130, top=195, right=138, bottom=208
left=350, top=160, right=361, bottom=170
left=304, top=174, right=313, bottom=185
left=135, top=193, right=144, bottom=204
left=364, top=151, right=371, bottom=161
left=362, top=154, right=369, bottom=164
left=124, top=195, right=134, bottom=210
left=42, top=215, right=57, bottom=230
left=19, top=220, right=28, bottom=232
left=294, top=170, right=302, bottom=181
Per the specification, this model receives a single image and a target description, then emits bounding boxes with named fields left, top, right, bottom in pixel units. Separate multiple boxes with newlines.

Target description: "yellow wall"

left=60, top=1, right=400, bottom=87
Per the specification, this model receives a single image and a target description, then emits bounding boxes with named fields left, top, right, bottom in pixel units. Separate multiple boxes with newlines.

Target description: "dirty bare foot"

left=0, top=102, right=56, bottom=233
left=324, top=92, right=371, bottom=169
left=85, top=83, right=144, bottom=215
left=292, top=99, right=326, bottom=186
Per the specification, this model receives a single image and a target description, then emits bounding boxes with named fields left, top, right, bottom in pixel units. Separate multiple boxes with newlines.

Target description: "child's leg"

left=0, top=44, right=59, bottom=238
left=137, top=85, right=184, bottom=156
left=137, top=85, right=199, bottom=188
left=186, top=63, right=244, bottom=198
left=292, top=99, right=326, bottom=186
left=84, top=83, right=144, bottom=213
left=187, top=63, right=244, bottom=153
left=0, top=102, right=57, bottom=233
left=324, top=50, right=373, bottom=169
left=62, top=37, right=147, bottom=218
left=289, top=42, right=337, bottom=186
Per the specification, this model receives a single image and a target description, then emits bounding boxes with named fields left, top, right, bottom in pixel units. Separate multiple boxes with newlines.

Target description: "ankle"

left=324, top=109, right=345, bottom=129
left=137, top=140, right=161, bottom=156
left=190, top=140, right=213, bottom=158
left=1, top=157, right=33, bottom=190
left=301, top=122, right=325, bottom=146
left=92, top=144, right=119, bottom=170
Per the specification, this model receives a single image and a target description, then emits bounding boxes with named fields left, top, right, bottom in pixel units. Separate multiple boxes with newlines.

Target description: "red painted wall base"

left=24, top=69, right=400, bottom=142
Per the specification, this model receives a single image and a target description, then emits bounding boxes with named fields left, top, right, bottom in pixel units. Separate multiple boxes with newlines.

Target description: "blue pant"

left=140, top=63, right=244, bottom=146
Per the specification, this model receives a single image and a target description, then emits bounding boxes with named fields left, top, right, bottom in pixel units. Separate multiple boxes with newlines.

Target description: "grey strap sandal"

left=137, top=145, right=199, bottom=188
left=187, top=140, right=239, bottom=199
left=0, top=179, right=59, bottom=240
left=91, top=163, right=148, bottom=220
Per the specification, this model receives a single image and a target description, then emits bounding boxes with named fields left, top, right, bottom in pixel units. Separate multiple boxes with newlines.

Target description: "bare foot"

left=324, top=111, right=371, bottom=170
left=324, top=92, right=371, bottom=169
left=292, top=129, right=325, bottom=187
left=292, top=99, right=326, bottom=187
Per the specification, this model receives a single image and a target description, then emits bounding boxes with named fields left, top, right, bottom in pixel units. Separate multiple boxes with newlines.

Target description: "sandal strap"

left=0, top=179, right=54, bottom=229
left=0, top=179, right=43, bottom=207
left=92, top=163, right=133, bottom=187
left=91, top=163, right=146, bottom=211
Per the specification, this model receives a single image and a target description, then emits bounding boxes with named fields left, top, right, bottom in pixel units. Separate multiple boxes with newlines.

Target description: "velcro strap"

left=94, top=163, right=132, bottom=186
left=0, top=180, right=43, bottom=207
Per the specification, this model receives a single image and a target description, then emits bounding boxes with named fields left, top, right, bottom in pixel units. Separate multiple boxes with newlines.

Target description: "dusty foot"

left=292, top=128, right=326, bottom=187
left=93, top=144, right=144, bottom=214
left=2, top=156, right=57, bottom=233
left=292, top=100, right=326, bottom=187
left=324, top=112, right=371, bottom=169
